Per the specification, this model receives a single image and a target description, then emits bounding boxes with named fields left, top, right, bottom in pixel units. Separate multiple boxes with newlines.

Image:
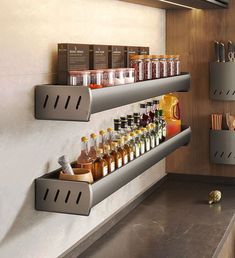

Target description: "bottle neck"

left=140, top=108, right=146, bottom=116
left=90, top=138, right=97, bottom=148
left=114, top=124, right=121, bottom=132
left=81, top=141, right=89, bottom=154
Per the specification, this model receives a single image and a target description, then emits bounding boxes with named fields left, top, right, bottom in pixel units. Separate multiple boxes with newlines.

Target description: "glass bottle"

left=135, top=130, right=145, bottom=155
left=140, top=103, right=151, bottom=127
left=155, top=110, right=163, bottom=144
left=113, top=119, right=121, bottom=140
left=141, top=127, right=151, bottom=152
left=130, top=132, right=140, bottom=158
left=117, top=138, right=128, bottom=165
left=124, top=135, right=135, bottom=162
left=133, top=112, right=140, bottom=130
left=120, top=117, right=128, bottom=136
left=147, top=124, right=155, bottom=149
left=77, top=136, right=93, bottom=172
left=152, top=99, right=160, bottom=121
left=98, top=130, right=107, bottom=150
left=110, top=141, right=123, bottom=169
left=152, top=123, right=159, bottom=146
left=88, top=133, right=97, bottom=161
left=147, top=102, right=154, bottom=123
left=159, top=110, right=167, bottom=142
left=127, top=115, right=134, bottom=133
left=107, top=128, right=114, bottom=146
left=103, top=144, right=115, bottom=173
left=92, top=148, right=108, bottom=181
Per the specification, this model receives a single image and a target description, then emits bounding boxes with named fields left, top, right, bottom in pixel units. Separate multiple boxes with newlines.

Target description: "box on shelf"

left=108, top=45, right=125, bottom=68
left=58, top=43, right=90, bottom=85
left=125, top=46, right=139, bottom=68
left=89, top=45, right=109, bottom=70
left=139, top=46, right=150, bottom=55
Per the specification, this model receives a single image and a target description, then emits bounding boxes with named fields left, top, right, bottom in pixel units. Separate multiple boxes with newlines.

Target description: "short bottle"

left=159, top=110, right=167, bottom=142
left=77, top=137, right=93, bottom=171
left=135, top=130, right=145, bottom=155
left=141, top=127, right=151, bottom=152
left=130, top=132, right=140, bottom=158
left=92, top=148, right=108, bottom=181
left=99, top=130, right=107, bottom=150
left=103, top=144, right=116, bottom=173
left=124, top=135, right=135, bottom=162
left=155, top=110, right=163, bottom=143
left=88, top=133, right=98, bottom=161
left=147, top=124, right=156, bottom=149
left=117, top=138, right=129, bottom=165
left=110, top=141, right=123, bottom=169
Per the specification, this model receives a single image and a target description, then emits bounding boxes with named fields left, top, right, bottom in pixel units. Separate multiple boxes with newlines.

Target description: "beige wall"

left=0, top=1, right=166, bottom=257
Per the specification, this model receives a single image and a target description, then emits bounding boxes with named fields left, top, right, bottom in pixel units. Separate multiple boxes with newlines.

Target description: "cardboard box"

left=89, top=45, right=109, bottom=70
left=125, top=46, right=139, bottom=68
left=139, top=46, right=150, bottom=55
left=108, top=45, right=125, bottom=68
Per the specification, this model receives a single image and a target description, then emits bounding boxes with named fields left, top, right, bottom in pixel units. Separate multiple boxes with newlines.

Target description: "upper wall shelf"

left=35, top=73, right=190, bottom=122
left=121, top=0, right=228, bottom=9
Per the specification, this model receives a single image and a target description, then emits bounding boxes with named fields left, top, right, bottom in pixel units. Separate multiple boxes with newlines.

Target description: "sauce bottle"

left=92, top=148, right=108, bottom=181
left=88, top=133, right=98, bottom=161
left=103, top=144, right=115, bottom=173
left=77, top=137, right=93, bottom=172
left=110, top=142, right=123, bottom=169
left=117, top=138, right=129, bottom=165
left=147, top=124, right=155, bottom=149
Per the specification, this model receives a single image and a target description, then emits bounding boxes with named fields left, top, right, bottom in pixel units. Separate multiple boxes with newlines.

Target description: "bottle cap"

left=99, top=130, right=106, bottom=135
left=135, top=130, right=141, bottom=134
left=107, top=128, right=113, bottom=132
left=104, top=144, right=111, bottom=151
left=140, top=103, right=146, bottom=108
left=111, top=141, right=118, bottom=148
left=130, top=54, right=144, bottom=60
left=151, top=55, right=161, bottom=59
left=124, top=135, right=129, bottom=141
left=153, top=99, right=160, bottom=104
left=90, top=133, right=97, bottom=139
left=120, top=116, right=127, bottom=121
left=127, top=115, right=133, bottom=119
left=133, top=112, right=140, bottom=117
left=96, top=148, right=103, bottom=155
left=114, top=119, right=121, bottom=124
left=81, top=136, right=88, bottom=142
left=130, top=132, right=135, bottom=137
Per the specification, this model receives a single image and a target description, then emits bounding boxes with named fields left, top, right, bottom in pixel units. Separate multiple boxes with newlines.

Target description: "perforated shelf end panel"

left=210, top=62, right=235, bottom=101
left=210, top=130, right=235, bottom=165
left=35, top=85, right=92, bottom=121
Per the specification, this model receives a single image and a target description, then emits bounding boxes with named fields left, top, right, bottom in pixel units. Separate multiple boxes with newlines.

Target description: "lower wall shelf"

left=35, top=126, right=191, bottom=216
left=210, top=130, right=235, bottom=165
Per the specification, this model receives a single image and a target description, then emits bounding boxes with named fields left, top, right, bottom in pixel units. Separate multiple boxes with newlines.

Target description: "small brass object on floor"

left=208, top=190, right=222, bottom=205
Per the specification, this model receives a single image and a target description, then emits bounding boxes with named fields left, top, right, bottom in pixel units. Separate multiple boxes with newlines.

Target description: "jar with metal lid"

left=68, top=71, right=79, bottom=86
left=174, top=55, right=180, bottom=75
left=151, top=55, right=160, bottom=79
left=159, top=55, right=167, bottom=78
left=166, top=55, right=175, bottom=77
left=114, top=68, right=125, bottom=85
left=125, top=68, right=135, bottom=84
left=77, top=70, right=91, bottom=87
left=130, top=55, right=144, bottom=82
left=103, top=69, right=115, bottom=87
left=143, top=55, right=152, bottom=80
left=90, top=70, right=104, bottom=89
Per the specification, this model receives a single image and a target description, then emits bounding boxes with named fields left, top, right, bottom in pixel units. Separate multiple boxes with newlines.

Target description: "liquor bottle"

left=110, top=141, right=123, bottom=169
left=140, top=103, right=151, bottom=127
left=113, top=119, right=121, bottom=140
left=117, top=138, right=128, bottom=165
left=130, top=132, right=140, bottom=158
left=103, top=144, right=115, bottom=173
left=152, top=123, right=160, bottom=146
left=155, top=110, right=163, bottom=144
left=159, top=110, right=167, bottom=141
left=135, top=130, right=145, bottom=155
left=92, top=148, right=108, bottom=181
left=124, top=135, right=135, bottom=162
left=147, top=102, right=154, bottom=123
left=77, top=137, right=93, bottom=171
left=99, top=130, right=107, bottom=150
left=88, top=133, right=97, bottom=161
left=58, top=155, right=74, bottom=175
left=141, top=127, right=151, bottom=152
left=107, top=128, right=114, bottom=146
left=147, top=124, right=155, bottom=149
left=133, top=112, right=140, bottom=130
left=127, top=115, right=134, bottom=133
left=120, top=117, right=128, bottom=136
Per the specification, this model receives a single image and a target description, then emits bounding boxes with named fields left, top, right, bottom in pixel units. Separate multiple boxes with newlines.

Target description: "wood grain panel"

left=166, top=3, right=235, bottom=176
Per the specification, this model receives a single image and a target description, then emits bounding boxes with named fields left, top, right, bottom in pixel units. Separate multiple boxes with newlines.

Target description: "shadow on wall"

left=0, top=182, right=51, bottom=246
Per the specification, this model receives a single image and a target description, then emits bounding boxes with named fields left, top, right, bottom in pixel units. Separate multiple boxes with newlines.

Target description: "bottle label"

left=146, top=140, right=150, bottom=151
left=135, top=147, right=140, bottom=157
left=118, top=158, right=122, bottom=168
left=103, top=166, right=108, bottom=176
left=163, top=127, right=166, bottom=138
left=124, top=155, right=128, bottom=164
left=129, top=152, right=134, bottom=161
left=77, top=162, right=92, bottom=171
left=141, top=143, right=145, bottom=154
left=110, top=162, right=115, bottom=172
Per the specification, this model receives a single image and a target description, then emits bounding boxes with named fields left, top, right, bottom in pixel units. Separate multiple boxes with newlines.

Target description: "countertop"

left=78, top=175, right=235, bottom=258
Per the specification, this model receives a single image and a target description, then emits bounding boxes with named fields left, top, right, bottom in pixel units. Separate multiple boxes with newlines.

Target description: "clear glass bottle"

left=69, top=71, right=79, bottom=86
left=113, top=119, right=121, bottom=140
left=110, top=141, right=123, bottom=169
left=159, top=110, right=167, bottom=142
left=130, top=132, right=140, bottom=158
left=120, top=117, right=128, bottom=136
left=103, top=69, right=115, bottom=87
left=174, top=55, right=180, bottom=75
left=167, top=55, right=175, bottom=77
left=92, top=148, right=108, bottom=181
left=90, top=70, right=104, bottom=89
left=136, top=130, right=145, bottom=155
left=117, top=138, right=128, bottom=165
left=88, top=133, right=97, bottom=161
left=77, top=71, right=91, bottom=86
left=155, top=110, right=163, bottom=144
left=107, top=128, right=114, bottom=146
left=152, top=123, right=159, bottom=146
left=98, top=130, right=107, bottom=150
left=141, top=127, right=151, bottom=152
left=133, top=112, right=140, bottom=130
left=124, top=135, right=135, bottom=162
left=103, top=144, right=115, bottom=173
left=146, top=124, right=155, bottom=149
left=140, top=103, right=151, bottom=127
left=127, top=115, right=134, bottom=133
left=77, top=136, right=93, bottom=172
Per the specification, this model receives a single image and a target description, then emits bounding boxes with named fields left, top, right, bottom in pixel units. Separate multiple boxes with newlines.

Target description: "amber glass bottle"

left=77, top=137, right=93, bottom=171
left=103, top=144, right=115, bottom=173
left=117, top=138, right=128, bottom=165
left=99, top=130, right=107, bottom=150
left=88, top=133, right=97, bottom=161
left=124, top=135, right=135, bottom=162
left=92, top=148, right=108, bottom=181
left=110, top=141, right=123, bottom=169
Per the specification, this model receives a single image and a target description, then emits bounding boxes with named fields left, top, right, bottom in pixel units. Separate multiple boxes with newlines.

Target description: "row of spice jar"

left=130, top=54, right=180, bottom=82
left=69, top=68, right=135, bottom=89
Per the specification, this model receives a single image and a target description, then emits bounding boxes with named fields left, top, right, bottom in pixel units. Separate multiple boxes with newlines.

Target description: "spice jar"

left=103, top=69, right=115, bottom=87
left=143, top=55, right=152, bottom=80
left=125, top=68, right=135, bottom=84
left=151, top=55, right=160, bottom=79
left=90, top=70, right=104, bottom=89
left=114, top=68, right=125, bottom=85
left=174, top=55, right=180, bottom=75
left=77, top=71, right=91, bottom=87
left=69, top=71, right=79, bottom=86
left=167, top=55, right=175, bottom=77
left=159, top=55, right=167, bottom=78
left=130, top=55, right=144, bottom=82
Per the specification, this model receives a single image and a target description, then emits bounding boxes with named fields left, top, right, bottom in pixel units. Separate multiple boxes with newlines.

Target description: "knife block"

left=210, top=62, right=235, bottom=101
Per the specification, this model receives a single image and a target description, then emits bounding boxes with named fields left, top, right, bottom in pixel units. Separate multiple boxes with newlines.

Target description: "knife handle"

left=214, top=41, right=220, bottom=62
left=219, top=43, right=226, bottom=63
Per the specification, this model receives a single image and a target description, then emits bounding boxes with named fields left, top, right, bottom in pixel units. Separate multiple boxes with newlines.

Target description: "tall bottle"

left=159, top=110, right=167, bottom=142
left=110, top=141, right=123, bottom=169
left=141, top=127, right=151, bottom=152
left=135, top=130, right=145, bottom=155
left=117, top=138, right=128, bottom=165
left=107, top=128, right=114, bottom=146
left=77, top=137, right=93, bottom=171
left=140, top=103, right=151, bottom=127
left=124, top=135, right=135, bottom=162
left=120, top=117, right=128, bottom=136
left=147, top=124, right=155, bottom=149
left=147, top=102, right=154, bottom=123
left=99, top=130, right=107, bottom=150
left=127, top=115, right=134, bottom=133
left=130, top=132, right=140, bottom=158
left=133, top=112, right=140, bottom=130
left=152, top=123, right=160, bottom=146
left=113, top=119, right=121, bottom=140
left=88, top=133, right=97, bottom=161
left=103, top=144, right=115, bottom=173
left=155, top=110, right=163, bottom=144
left=92, top=148, right=108, bottom=181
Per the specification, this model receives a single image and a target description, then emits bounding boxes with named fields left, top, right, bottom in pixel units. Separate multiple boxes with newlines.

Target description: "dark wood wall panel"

left=166, top=3, right=235, bottom=176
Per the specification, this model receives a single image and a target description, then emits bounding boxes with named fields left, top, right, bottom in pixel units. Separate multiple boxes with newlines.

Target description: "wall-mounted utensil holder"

left=210, top=130, right=235, bottom=165
left=35, top=126, right=191, bottom=215
left=210, top=62, right=235, bottom=101
left=35, top=73, right=190, bottom=122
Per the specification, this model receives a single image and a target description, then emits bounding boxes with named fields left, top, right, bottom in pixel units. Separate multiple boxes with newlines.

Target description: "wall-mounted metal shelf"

left=35, top=73, right=190, bottom=122
left=35, top=126, right=191, bottom=215
left=210, top=130, right=235, bottom=165
left=210, top=62, right=235, bottom=101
